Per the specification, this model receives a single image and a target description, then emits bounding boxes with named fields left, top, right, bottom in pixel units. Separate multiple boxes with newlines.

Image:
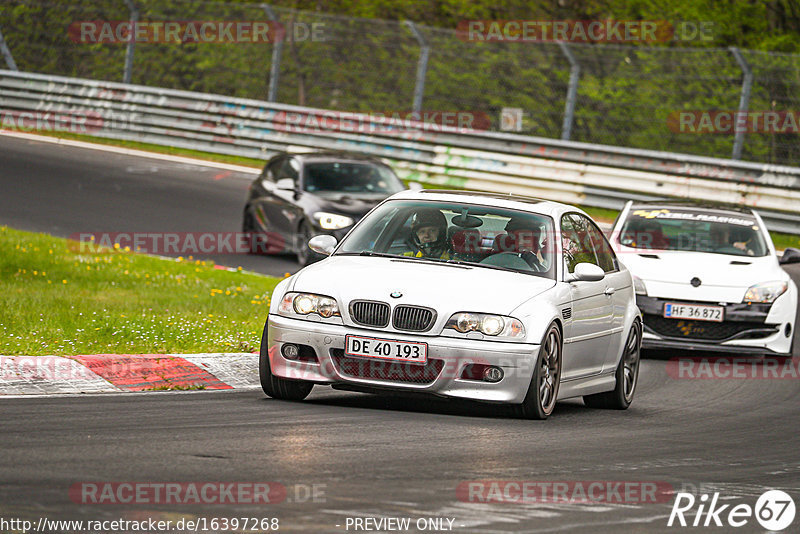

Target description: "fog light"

left=282, top=343, right=299, bottom=360
left=483, top=366, right=504, bottom=383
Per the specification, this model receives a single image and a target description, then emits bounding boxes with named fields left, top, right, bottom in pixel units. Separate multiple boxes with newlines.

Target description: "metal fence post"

left=730, top=47, right=752, bottom=160
left=558, top=42, right=580, bottom=141
left=122, top=0, right=139, bottom=83
left=0, top=25, right=18, bottom=71
left=404, top=21, right=429, bottom=114
left=261, top=4, right=283, bottom=102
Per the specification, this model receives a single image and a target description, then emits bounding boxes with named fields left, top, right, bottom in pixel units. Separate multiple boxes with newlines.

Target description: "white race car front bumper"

left=267, top=314, right=540, bottom=404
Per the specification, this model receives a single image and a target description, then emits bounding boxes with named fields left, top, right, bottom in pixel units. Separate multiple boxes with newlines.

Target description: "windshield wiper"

left=336, top=251, right=401, bottom=259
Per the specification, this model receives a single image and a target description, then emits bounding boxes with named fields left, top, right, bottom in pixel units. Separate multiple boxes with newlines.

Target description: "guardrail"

left=2, top=69, right=800, bottom=234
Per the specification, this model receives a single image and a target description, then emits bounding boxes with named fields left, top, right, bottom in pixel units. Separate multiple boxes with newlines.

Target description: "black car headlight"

left=279, top=292, right=341, bottom=319
left=314, top=212, right=354, bottom=230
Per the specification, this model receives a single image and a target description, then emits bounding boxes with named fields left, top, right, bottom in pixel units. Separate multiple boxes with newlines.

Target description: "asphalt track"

left=0, top=134, right=298, bottom=277
left=2, top=133, right=800, bottom=533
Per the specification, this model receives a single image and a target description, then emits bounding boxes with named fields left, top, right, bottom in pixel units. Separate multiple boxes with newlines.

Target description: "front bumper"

left=267, top=314, right=539, bottom=404
left=637, top=296, right=792, bottom=355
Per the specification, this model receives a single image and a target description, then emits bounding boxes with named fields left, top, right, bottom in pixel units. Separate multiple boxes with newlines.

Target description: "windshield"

left=335, top=199, right=556, bottom=279
left=619, top=208, right=768, bottom=257
left=303, top=162, right=405, bottom=194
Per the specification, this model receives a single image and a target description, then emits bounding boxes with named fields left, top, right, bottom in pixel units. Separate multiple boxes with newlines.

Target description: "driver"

left=505, top=217, right=547, bottom=269
left=404, top=208, right=451, bottom=259
left=710, top=224, right=751, bottom=255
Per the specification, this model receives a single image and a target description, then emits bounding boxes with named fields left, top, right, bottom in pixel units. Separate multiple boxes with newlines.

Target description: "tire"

left=258, top=321, right=313, bottom=401
left=296, top=221, right=323, bottom=267
left=584, top=320, right=641, bottom=410
left=515, top=323, right=562, bottom=420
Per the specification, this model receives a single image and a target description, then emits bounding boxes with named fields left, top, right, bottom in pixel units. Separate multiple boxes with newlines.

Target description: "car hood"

left=291, top=255, right=556, bottom=321
left=312, top=192, right=388, bottom=218
left=619, top=249, right=787, bottom=302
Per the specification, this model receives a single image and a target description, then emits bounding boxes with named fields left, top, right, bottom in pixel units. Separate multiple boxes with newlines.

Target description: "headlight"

left=633, top=275, right=648, bottom=296
left=743, top=281, right=788, bottom=304
left=445, top=312, right=525, bottom=338
left=279, top=292, right=341, bottom=318
left=314, top=212, right=354, bottom=230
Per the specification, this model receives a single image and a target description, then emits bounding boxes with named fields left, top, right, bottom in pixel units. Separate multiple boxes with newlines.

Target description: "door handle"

left=604, top=287, right=616, bottom=296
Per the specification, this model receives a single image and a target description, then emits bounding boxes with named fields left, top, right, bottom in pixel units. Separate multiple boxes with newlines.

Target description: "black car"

left=242, top=151, right=408, bottom=265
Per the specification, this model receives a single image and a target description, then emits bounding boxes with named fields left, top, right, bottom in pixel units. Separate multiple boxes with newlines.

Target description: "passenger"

left=404, top=209, right=451, bottom=259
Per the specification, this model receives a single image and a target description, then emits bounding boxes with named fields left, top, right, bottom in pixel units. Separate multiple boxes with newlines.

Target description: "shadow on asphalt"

left=259, top=389, right=591, bottom=420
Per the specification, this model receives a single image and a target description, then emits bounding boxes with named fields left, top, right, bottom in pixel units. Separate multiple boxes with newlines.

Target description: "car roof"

left=629, top=200, right=757, bottom=218
left=389, top=189, right=585, bottom=220
left=284, top=151, right=387, bottom=165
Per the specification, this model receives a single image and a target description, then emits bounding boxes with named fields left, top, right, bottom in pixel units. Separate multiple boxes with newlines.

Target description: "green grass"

left=769, top=233, right=800, bottom=252
left=0, top=226, right=282, bottom=356
left=15, top=130, right=800, bottom=248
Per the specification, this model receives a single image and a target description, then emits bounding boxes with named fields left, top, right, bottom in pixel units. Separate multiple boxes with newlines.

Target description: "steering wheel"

left=480, top=252, right=544, bottom=272
left=520, top=250, right=545, bottom=272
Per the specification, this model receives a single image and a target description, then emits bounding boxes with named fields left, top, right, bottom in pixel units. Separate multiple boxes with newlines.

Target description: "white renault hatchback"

left=260, top=190, right=642, bottom=419
left=610, top=201, right=798, bottom=357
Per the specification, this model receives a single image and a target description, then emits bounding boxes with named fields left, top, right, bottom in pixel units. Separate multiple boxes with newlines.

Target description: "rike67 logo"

left=668, top=489, right=795, bottom=530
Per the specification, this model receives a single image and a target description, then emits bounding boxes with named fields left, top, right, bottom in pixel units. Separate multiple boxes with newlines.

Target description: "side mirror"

left=308, top=234, right=338, bottom=256
left=780, top=247, right=800, bottom=265
left=275, top=178, right=295, bottom=191
left=567, top=263, right=605, bottom=282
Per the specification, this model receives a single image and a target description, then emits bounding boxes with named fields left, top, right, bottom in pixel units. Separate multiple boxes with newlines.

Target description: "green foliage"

left=2, top=0, right=799, bottom=164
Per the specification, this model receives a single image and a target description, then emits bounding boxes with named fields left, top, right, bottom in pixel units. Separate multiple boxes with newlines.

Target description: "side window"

left=276, top=157, right=299, bottom=183
left=286, top=157, right=300, bottom=183
left=561, top=214, right=599, bottom=273
left=262, top=156, right=284, bottom=182
left=581, top=216, right=618, bottom=273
